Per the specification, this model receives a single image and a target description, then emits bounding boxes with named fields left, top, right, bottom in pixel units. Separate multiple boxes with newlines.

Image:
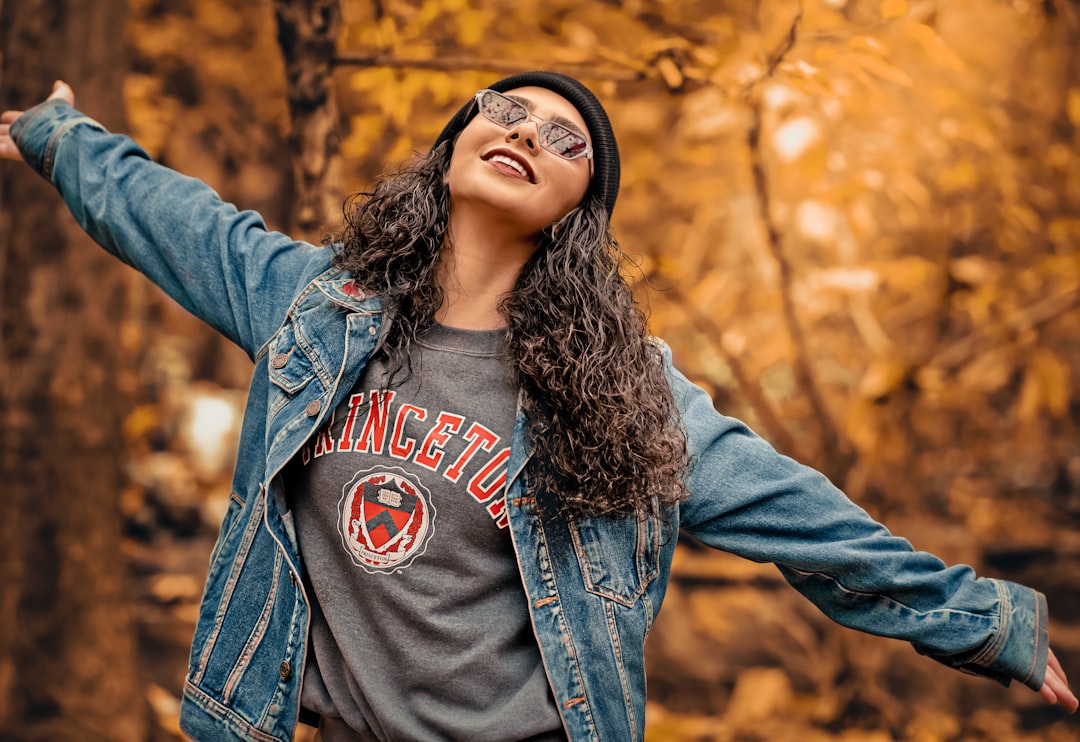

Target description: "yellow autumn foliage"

left=117, top=1, right=1080, bottom=739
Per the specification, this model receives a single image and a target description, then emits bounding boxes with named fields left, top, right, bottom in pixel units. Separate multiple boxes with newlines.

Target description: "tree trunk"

left=274, top=0, right=345, bottom=240
left=0, top=2, right=147, bottom=740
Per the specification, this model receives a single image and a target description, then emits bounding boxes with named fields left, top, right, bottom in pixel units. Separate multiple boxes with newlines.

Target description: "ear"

left=439, top=136, right=458, bottom=186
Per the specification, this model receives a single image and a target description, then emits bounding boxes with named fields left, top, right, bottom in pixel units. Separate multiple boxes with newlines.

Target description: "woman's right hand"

left=0, top=80, right=75, bottom=161
left=1039, top=647, right=1078, bottom=712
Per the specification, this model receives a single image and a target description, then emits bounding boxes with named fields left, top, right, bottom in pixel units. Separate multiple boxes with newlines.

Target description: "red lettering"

left=486, top=495, right=508, bottom=529
left=445, top=423, right=499, bottom=482
left=467, top=448, right=511, bottom=503
left=414, top=412, right=465, bottom=471
left=389, top=404, right=426, bottom=459
left=354, top=390, right=396, bottom=454
left=336, top=392, right=366, bottom=452
left=312, top=411, right=337, bottom=459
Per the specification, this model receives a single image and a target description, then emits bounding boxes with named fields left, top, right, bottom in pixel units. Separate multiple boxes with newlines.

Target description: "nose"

left=506, top=122, right=540, bottom=155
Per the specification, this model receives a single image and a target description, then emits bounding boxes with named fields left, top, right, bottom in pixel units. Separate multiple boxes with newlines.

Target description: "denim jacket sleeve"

left=665, top=347, right=1049, bottom=692
left=10, top=99, right=327, bottom=358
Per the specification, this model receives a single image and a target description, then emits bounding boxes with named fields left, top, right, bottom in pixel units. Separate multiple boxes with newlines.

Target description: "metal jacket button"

left=270, top=353, right=289, bottom=369
left=305, top=400, right=321, bottom=417
left=279, top=661, right=292, bottom=681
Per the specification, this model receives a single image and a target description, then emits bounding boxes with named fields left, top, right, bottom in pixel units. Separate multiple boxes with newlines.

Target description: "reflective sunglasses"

left=473, top=89, right=593, bottom=161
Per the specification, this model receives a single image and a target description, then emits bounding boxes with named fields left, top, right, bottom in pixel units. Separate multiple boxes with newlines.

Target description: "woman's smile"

left=483, top=149, right=535, bottom=183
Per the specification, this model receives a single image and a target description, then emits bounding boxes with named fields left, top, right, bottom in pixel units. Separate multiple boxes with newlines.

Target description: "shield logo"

left=339, top=467, right=435, bottom=573
left=359, top=478, right=419, bottom=550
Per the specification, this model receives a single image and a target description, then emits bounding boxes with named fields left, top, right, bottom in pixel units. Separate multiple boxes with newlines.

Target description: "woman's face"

left=445, top=86, right=593, bottom=235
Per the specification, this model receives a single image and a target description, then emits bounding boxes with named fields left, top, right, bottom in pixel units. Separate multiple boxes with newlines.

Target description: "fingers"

left=1049, top=647, right=1069, bottom=682
left=1046, top=666, right=1078, bottom=711
left=1039, top=676, right=1058, bottom=705
left=1041, top=648, right=1079, bottom=713
left=1, top=80, right=75, bottom=163
left=0, top=119, right=23, bottom=161
left=47, top=80, right=75, bottom=106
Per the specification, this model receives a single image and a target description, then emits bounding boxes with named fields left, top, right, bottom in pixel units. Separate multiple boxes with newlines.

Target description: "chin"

left=449, top=169, right=580, bottom=233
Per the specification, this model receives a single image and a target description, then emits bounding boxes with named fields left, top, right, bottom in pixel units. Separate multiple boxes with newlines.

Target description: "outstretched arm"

left=2, top=81, right=330, bottom=358
left=664, top=345, right=1077, bottom=713
left=0, top=80, right=73, bottom=160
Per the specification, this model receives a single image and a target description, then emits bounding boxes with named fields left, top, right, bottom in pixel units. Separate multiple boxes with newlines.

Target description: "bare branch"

left=745, top=101, right=853, bottom=485
left=738, top=1, right=853, bottom=485
left=928, top=287, right=1080, bottom=373
left=332, top=52, right=647, bottom=82
left=740, top=0, right=805, bottom=96
left=660, top=285, right=805, bottom=461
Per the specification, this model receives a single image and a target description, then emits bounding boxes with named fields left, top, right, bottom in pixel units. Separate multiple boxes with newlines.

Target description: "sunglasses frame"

left=472, top=89, right=594, bottom=161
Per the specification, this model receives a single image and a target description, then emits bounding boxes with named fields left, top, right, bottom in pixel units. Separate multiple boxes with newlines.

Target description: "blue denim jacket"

left=13, top=100, right=1049, bottom=742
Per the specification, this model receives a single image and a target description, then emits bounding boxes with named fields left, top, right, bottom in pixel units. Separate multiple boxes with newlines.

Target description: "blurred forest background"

left=1, top=0, right=1079, bottom=740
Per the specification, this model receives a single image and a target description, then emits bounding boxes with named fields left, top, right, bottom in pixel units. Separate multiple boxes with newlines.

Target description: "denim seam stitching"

left=292, top=314, right=332, bottom=390
left=207, top=498, right=245, bottom=572
left=568, top=514, right=659, bottom=608
left=259, top=479, right=312, bottom=734
left=183, top=681, right=282, bottom=742
left=787, top=566, right=1001, bottom=623
left=194, top=487, right=266, bottom=683
left=257, top=573, right=308, bottom=736
left=222, top=546, right=284, bottom=703
left=960, top=580, right=1010, bottom=669
left=44, top=116, right=103, bottom=183
left=256, top=272, right=322, bottom=363
left=1023, top=584, right=1040, bottom=683
left=604, top=598, right=638, bottom=740
left=536, top=516, right=599, bottom=740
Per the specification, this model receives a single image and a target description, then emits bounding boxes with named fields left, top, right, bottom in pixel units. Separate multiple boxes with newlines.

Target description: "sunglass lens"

left=479, top=91, right=528, bottom=128
left=541, top=124, right=589, bottom=159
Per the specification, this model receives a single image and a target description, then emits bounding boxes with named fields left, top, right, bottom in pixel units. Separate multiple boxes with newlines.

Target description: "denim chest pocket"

left=568, top=511, right=662, bottom=607
left=266, top=320, right=318, bottom=396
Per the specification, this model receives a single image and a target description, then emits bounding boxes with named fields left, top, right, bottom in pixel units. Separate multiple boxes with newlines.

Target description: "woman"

left=2, top=73, right=1075, bottom=742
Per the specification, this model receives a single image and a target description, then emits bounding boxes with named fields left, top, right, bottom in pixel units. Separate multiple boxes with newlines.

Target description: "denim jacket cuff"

left=10, top=98, right=106, bottom=182
left=924, top=580, right=1048, bottom=691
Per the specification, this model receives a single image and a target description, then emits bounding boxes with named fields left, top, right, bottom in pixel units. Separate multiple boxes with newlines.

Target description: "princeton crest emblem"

left=338, top=467, right=435, bottom=573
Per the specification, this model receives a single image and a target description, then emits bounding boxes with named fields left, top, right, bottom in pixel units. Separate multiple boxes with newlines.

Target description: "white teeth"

left=490, top=154, right=528, bottom=179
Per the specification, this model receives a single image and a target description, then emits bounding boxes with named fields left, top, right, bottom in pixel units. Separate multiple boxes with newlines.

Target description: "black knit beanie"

left=433, top=71, right=621, bottom=217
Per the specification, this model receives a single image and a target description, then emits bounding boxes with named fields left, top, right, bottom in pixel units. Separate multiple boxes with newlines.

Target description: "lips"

left=482, top=148, right=535, bottom=183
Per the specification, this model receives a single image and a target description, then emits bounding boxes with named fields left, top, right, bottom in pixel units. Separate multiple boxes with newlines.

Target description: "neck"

left=436, top=205, right=538, bottom=330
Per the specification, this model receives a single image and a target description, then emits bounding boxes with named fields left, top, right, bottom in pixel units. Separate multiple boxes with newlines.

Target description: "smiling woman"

left=0, top=69, right=1075, bottom=742
left=335, top=73, right=686, bottom=524
left=443, top=85, right=593, bottom=248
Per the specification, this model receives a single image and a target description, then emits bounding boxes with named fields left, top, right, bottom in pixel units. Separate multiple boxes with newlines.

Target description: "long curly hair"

left=332, top=143, right=689, bottom=519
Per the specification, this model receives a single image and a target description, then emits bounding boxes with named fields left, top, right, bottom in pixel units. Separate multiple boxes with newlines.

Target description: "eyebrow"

left=506, top=94, right=588, bottom=138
